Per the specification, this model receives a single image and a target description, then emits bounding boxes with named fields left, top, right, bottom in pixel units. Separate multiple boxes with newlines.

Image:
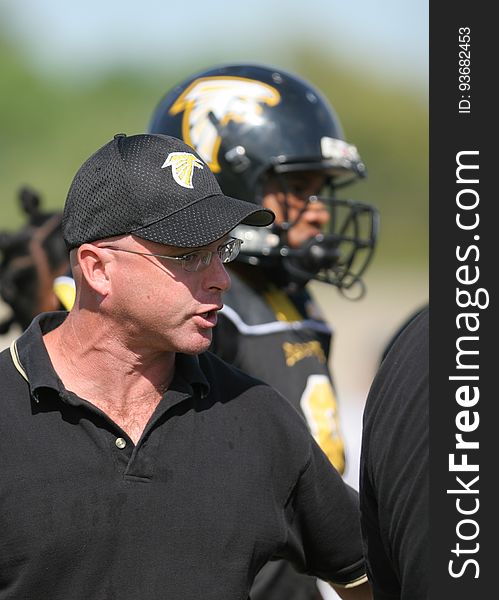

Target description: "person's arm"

left=330, top=579, right=373, bottom=600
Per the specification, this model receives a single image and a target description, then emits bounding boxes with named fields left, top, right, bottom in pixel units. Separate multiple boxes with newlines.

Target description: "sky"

left=1, top=0, right=428, bottom=92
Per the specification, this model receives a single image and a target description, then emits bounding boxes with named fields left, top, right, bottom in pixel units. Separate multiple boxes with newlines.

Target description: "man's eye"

left=181, top=253, right=197, bottom=263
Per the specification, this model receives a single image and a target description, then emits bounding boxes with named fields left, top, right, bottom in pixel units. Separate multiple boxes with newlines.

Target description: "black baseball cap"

left=62, top=133, right=274, bottom=250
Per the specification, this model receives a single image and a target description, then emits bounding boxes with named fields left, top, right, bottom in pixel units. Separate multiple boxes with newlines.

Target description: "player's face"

left=261, top=171, right=330, bottom=248
left=99, top=236, right=231, bottom=354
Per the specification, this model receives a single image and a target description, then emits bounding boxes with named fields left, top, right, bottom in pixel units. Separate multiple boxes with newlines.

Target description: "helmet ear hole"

left=224, top=146, right=251, bottom=173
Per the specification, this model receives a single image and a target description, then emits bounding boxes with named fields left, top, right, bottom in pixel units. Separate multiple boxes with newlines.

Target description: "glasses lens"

left=219, top=239, right=241, bottom=263
left=181, top=252, right=203, bottom=272
left=182, top=239, right=242, bottom=272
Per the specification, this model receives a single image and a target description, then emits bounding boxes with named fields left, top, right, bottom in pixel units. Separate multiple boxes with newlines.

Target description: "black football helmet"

left=149, top=63, right=378, bottom=297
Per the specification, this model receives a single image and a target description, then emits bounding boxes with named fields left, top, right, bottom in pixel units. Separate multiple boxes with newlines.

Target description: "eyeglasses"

left=99, top=237, right=243, bottom=272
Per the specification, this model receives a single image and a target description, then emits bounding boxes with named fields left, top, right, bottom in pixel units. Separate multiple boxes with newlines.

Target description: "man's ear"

left=76, top=244, right=112, bottom=297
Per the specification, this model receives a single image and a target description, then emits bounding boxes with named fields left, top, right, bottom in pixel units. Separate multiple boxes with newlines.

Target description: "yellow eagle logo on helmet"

left=161, top=152, right=204, bottom=189
left=168, top=76, right=281, bottom=173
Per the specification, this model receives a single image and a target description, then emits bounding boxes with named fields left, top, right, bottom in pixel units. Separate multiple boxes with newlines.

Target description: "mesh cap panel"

left=63, top=133, right=274, bottom=249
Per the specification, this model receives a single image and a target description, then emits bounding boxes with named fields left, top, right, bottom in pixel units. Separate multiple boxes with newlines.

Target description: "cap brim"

left=131, top=194, right=274, bottom=248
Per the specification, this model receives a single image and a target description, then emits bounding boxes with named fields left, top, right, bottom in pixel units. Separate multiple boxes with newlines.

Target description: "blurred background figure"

left=0, top=186, right=69, bottom=334
left=149, top=63, right=379, bottom=600
left=359, top=306, right=429, bottom=599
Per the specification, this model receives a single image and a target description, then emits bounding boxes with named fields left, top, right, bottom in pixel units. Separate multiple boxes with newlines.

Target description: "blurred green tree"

left=0, top=37, right=427, bottom=268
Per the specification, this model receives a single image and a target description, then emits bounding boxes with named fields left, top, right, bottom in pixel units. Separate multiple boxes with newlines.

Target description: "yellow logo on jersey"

left=168, top=76, right=281, bottom=172
left=161, top=152, right=204, bottom=189
left=283, top=341, right=326, bottom=367
left=300, top=375, right=345, bottom=474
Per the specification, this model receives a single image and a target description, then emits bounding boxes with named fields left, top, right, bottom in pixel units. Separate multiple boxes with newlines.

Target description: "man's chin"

left=182, top=332, right=212, bottom=355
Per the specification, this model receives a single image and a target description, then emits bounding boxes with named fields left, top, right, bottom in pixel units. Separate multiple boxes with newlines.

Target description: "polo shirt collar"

left=173, top=352, right=210, bottom=400
left=12, top=311, right=67, bottom=400
left=11, top=311, right=211, bottom=402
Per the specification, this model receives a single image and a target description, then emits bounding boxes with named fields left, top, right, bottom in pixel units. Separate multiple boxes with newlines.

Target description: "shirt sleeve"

left=278, top=437, right=367, bottom=586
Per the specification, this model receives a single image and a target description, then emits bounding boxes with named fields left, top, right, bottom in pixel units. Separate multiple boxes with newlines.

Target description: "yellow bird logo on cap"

left=161, top=152, right=204, bottom=189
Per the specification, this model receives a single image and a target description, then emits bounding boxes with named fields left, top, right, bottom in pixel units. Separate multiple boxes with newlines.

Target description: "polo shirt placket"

left=12, top=313, right=209, bottom=486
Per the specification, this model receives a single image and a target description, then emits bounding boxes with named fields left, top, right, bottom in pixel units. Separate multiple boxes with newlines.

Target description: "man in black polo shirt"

left=359, top=306, right=429, bottom=599
left=0, top=133, right=371, bottom=600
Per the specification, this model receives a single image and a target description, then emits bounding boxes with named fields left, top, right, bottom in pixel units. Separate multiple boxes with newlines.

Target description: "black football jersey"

left=211, top=271, right=345, bottom=475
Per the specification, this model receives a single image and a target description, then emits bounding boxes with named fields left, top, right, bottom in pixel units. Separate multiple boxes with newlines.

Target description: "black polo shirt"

left=0, top=312, right=366, bottom=600
left=360, top=307, right=429, bottom=599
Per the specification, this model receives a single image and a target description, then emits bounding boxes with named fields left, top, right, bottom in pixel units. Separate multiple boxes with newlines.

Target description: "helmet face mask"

left=232, top=173, right=379, bottom=298
left=283, top=197, right=379, bottom=297
left=149, top=63, right=378, bottom=296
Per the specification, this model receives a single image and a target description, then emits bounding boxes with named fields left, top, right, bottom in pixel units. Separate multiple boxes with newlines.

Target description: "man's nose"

left=205, top=254, right=232, bottom=292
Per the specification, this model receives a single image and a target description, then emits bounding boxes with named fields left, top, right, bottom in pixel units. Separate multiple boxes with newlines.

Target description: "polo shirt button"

left=115, top=437, right=127, bottom=449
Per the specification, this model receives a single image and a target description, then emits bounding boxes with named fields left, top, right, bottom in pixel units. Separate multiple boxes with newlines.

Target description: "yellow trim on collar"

left=330, top=574, right=369, bottom=589
left=9, top=340, right=28, bottom=382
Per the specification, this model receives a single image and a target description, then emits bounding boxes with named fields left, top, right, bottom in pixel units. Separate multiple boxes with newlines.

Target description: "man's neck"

left=43, top=313, right=175, bottom=443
